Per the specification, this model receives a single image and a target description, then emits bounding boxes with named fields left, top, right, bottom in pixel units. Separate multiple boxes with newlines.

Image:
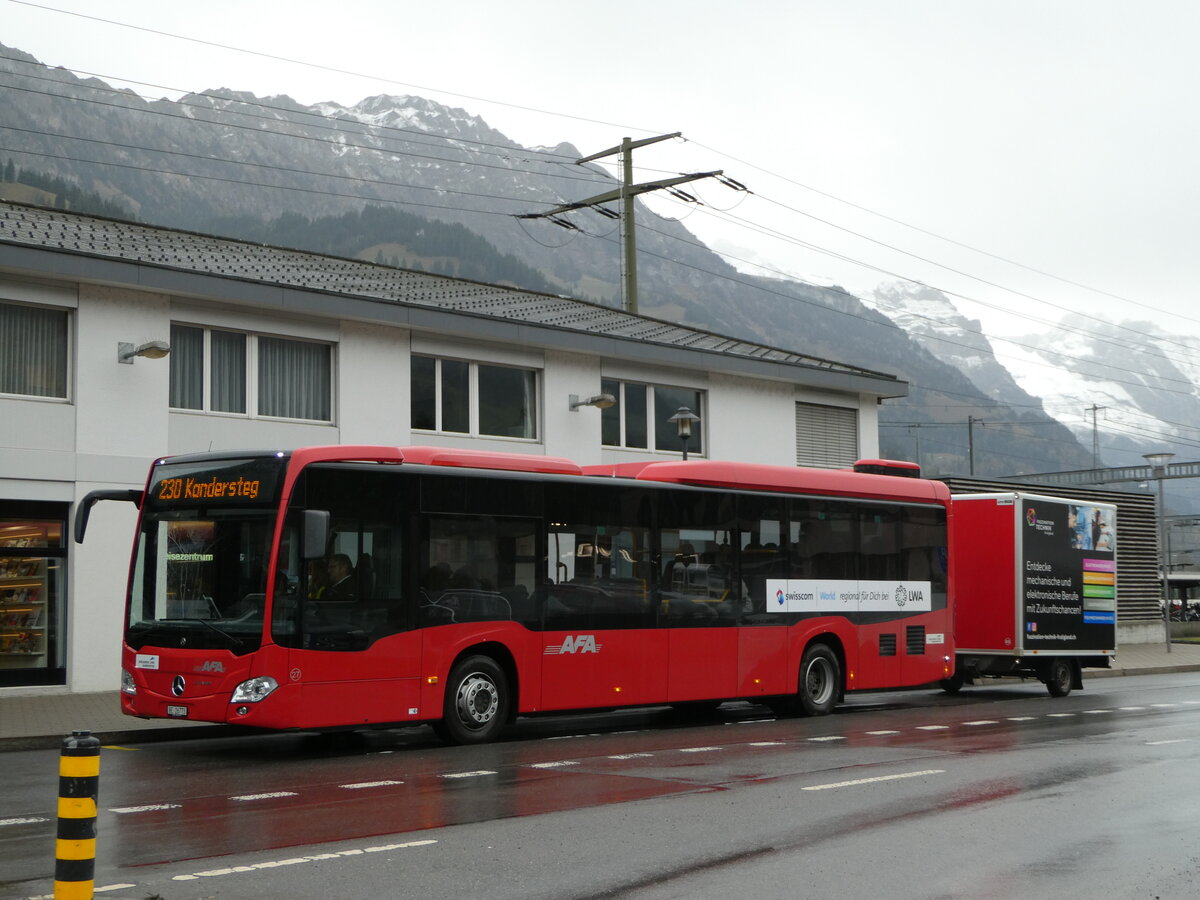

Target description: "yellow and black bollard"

left=55, top=730, right=100, bottom=900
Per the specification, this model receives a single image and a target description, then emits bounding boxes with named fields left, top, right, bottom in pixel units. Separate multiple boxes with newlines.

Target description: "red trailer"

left=946, top=492, right=1117, bottom=697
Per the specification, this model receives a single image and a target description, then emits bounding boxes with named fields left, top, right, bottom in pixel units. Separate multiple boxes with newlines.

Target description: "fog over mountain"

left=0, top=41, right=1122, bottom=479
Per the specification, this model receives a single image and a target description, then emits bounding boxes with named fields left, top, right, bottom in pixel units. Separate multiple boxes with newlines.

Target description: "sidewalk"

left=4, top=641, right=1200, bottom=751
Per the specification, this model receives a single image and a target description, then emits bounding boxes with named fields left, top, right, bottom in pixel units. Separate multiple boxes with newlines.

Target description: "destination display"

left=146, top=457, right=284, bottom=508
left=1020, top=497, right=1116, bottom=651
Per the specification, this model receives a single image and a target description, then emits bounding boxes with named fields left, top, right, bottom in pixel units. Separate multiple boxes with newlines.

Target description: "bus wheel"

left=940, top=673, right=965, bottom=694
left=1045, top=659, right=1074, bottom=698
left=441, top=655, right=509, bottom=744
left=798, top=643, right=840, bottom=716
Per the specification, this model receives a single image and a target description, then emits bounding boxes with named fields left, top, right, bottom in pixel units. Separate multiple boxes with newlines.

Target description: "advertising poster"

left=1021, top=498, right=1116, bottom=651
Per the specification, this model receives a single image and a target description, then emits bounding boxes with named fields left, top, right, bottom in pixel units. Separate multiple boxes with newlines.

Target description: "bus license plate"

left=166, top=705, right=189, bottom=718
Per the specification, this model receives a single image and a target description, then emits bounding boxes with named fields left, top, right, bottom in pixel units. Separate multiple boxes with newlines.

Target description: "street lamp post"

left=1144, top=452, right=1175, bottom=653
left=667, top=406, right=701, bottom=461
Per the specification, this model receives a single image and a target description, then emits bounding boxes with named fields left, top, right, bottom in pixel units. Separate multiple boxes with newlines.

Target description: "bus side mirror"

left=302, top=510, right=330, bottom=559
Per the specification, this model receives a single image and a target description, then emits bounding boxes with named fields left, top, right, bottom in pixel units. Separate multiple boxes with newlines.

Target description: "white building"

left=0, top=202, right=907, bottom=695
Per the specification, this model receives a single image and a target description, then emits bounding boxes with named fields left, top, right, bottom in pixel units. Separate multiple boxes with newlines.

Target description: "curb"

left=0, top=724, right=238, bottom=753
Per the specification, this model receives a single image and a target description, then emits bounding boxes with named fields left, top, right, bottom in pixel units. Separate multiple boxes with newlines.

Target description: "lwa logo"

left=544, top=635, right=602, bottom=655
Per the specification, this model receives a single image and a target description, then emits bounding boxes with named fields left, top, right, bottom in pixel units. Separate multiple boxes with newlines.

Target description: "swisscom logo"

left=776, top=588, right=786, bottom=607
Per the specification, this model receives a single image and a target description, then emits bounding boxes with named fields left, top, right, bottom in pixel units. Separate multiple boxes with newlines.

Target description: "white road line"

left=608, top=752, right=653, bottom=759
left=679, top=746, right=722, bottom=753
left=963, top=720, right=998, bottom=726
left=0, top=816, right=48, bottom=826
left=865, top=730, right=900, bottom=735
left=803, top=769, right=946, bottom=791
left=1146, top=739, right=1189, bottom=745
left=339, top=781, right=404, bottom=790
left=916, top=725, right=949, bottom=731
left=749, top=741, right=786, bottom=746
left=527, top=760, right=579, bottom=769
left=1007, top=716, right=1036, bottom=721
left=109, top=803, right=182, bottom=814
left=808, top=735, right=846, bottom=742
left=1083, top=709, right=1112, bottom=714
left=231, top=792, right=300, bottom=801
left=735, top=718, right=777, bottom=725
left=1151, top=703, right=1180, bottom=708
left=172, top=839, right=437, bottom=882
left=1047, top=713, right=1076, bottom=718
left=441, top=770, right=497, bottom=779
left=1120, top=706, right=1147, bottom=711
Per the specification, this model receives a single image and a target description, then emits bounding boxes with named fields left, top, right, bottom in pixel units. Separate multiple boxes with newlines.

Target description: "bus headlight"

left=121, top=669, right=137, bottom=695
left=231, top=676, right=279, bottom=703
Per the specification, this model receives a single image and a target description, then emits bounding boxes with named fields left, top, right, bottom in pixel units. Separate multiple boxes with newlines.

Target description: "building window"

left=411, top=355, right=538, bottom=439
left=169, top=324, right=332, bottom=422
left=795, top=401, right=858, bottom=468
left=601, top=379, right=704, bottom=455
left=0, top=301, right=68, bottom=399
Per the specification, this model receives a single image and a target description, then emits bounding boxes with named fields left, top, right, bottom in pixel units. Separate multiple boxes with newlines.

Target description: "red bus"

left=76, top=445, right=954, bottom=744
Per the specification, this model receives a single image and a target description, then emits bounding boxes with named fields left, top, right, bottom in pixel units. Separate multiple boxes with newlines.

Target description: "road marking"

left=736, top=718, right=777, bottom=725
left=1007, top=716, right=1036, bottom=721
left=441, top=770, right=497, bottom=779
left=0, top=816, right=48, bottom=826
left=527, top=760, right=579, bottom=769
left=963, top=720, right=998, bottom=726
left=1083, top=709, right=1112, bottom=714
left=916, top=725, right=949, bottom=730
left=1119, top=706, right=1147, bottom=711
left=865, top=730, right=900, bottom=735
left=1146, top=739, right=1189, bottom=745
left=803, top=769, right=945, bottom=791
left=1151, top=703, right=1179, bottom=708
left=172, top=839, right=437, bottom=882
left=29, top=885, right=138, bottom=899
left=232, top=792, right=300, bottom=801
left=749, top=741, right=786, bottom=746
left=808, top=735, right=846, bottom=742
left=339, top=781, right=404, bottom=790
left=1047, top=713, right=1075, bottom=718
left=109, top=803, right=182, bottom=814
left=608, top=752, right=653, bottom=759
left=679, top=746, right=722, bottom=753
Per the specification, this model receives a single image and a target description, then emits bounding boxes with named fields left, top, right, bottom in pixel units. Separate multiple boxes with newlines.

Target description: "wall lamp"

left=118, top=340, right=171, bottom=364
left=569, top=392, right=615, bottom=411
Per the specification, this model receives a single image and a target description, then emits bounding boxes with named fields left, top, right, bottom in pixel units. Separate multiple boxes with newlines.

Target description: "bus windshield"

left=126, top=456, right=287, bottom=653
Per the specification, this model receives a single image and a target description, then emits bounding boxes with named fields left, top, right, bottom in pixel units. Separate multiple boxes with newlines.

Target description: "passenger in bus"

left=324, top=553, right=357, bottom=602
left=306, top=558, right=329, bottom=599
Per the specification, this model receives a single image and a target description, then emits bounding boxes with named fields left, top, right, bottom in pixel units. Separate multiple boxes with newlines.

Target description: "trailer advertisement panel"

left=1020, top=497, right=1116, bottom=652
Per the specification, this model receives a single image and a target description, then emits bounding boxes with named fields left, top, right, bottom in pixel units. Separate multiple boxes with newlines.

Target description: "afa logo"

left=544, top=634, right=602, bottom=655
left=1026, top=508, right=1038, bottom=526
left=776, top=588, right=786, bottom=607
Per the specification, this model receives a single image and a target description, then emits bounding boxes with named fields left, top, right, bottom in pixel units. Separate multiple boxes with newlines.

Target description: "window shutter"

left=794, top=402, right=858, bottom=468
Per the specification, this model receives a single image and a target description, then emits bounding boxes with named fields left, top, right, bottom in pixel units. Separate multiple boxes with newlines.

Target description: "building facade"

left=0, top=202, right=907, bottom=694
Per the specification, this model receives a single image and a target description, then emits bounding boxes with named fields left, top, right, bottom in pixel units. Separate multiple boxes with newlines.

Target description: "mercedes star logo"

left=172, top=675, right=186, bottom=697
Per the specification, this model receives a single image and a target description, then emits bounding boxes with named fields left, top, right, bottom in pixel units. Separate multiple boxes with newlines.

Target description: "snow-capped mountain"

left=869, top=280, right=1200, bottom=477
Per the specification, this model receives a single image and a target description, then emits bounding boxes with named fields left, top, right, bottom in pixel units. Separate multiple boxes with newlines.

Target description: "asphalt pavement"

left=3, top=640, right=1199, bottom=751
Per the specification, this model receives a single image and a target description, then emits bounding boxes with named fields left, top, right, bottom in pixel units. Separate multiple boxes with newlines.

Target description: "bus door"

left=274, top=470, right=423, bottom=728
left=541, top=522, right=664, bottom=711
left=660, top=527, right=739, bottom=702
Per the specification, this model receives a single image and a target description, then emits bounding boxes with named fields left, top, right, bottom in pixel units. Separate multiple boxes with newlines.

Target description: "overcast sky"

left=4, top=0, right=1197, bottom=340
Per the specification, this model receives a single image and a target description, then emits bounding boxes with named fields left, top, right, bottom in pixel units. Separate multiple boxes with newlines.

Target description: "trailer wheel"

left=798, top=643, right=840, bottom=716
left=439, top=655, right=510, bottom=744
left=1045, top=658, right=1074, bottom=698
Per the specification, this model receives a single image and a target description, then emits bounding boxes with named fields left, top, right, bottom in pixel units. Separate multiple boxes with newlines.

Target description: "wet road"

left=4, top=672, right=1200, bottom=898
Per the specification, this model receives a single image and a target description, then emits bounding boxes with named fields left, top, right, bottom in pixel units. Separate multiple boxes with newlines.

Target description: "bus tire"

left=798, top=643, right=840, bottom=716
left=940, top=673, right=965, bottom=694
left=1045, top=658, right=1074, bottom=698
left=440, top=655, right=510, bottom=744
